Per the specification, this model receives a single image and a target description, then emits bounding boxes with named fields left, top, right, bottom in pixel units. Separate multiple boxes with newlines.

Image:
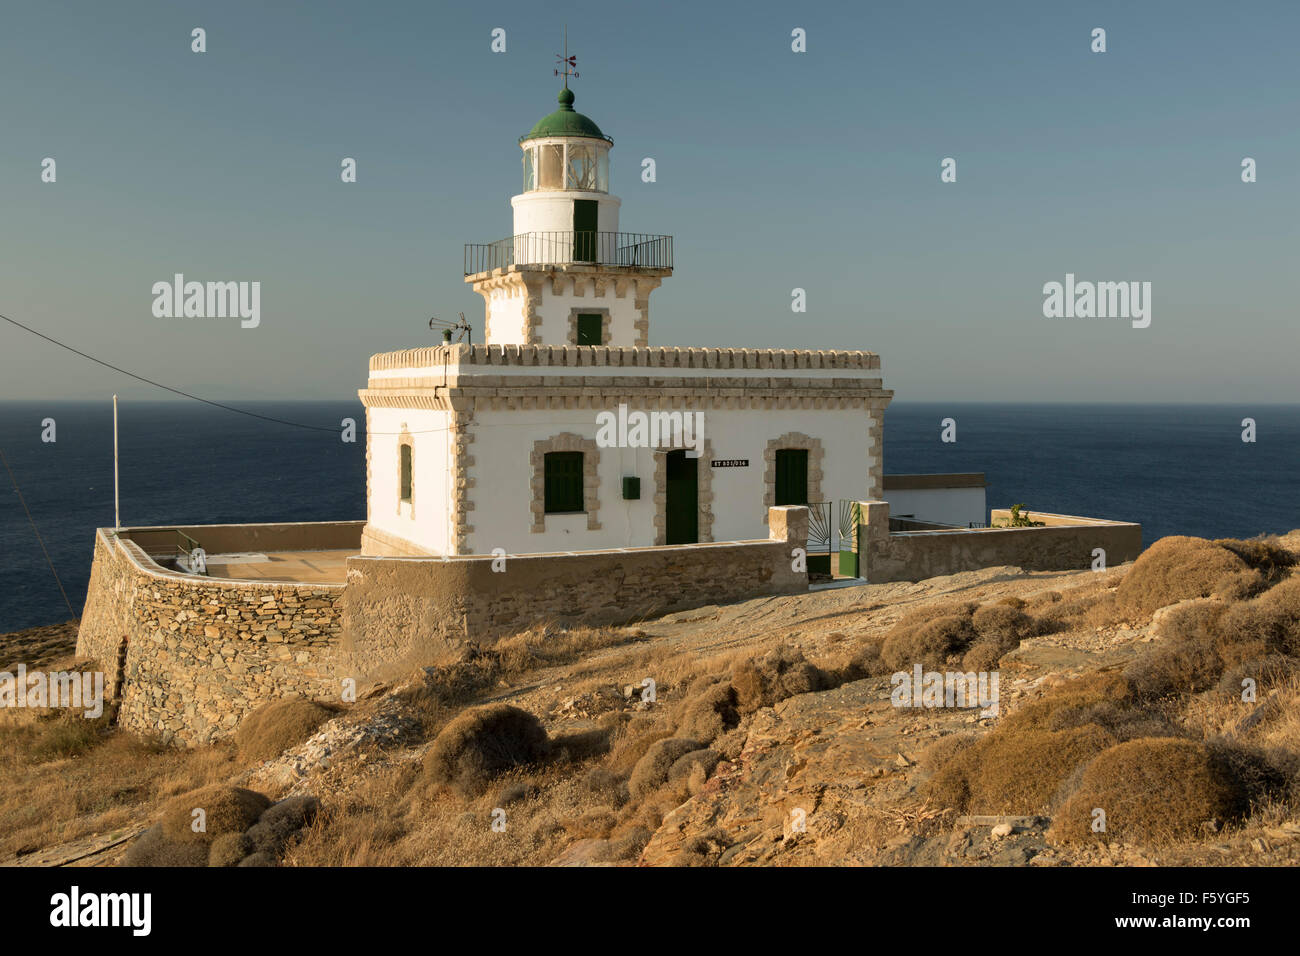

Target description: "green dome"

left=520, top=88, right=612, bottom=144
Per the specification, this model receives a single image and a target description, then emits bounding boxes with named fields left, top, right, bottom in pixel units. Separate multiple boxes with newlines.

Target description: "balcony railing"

left=465, top=231, right=673, bottom=275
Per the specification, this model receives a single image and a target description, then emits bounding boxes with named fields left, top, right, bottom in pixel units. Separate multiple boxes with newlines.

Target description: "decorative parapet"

left=369, top=344, right=883, bottom=373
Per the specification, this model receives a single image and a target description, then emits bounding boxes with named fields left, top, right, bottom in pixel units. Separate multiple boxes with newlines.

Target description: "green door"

left=774, top=448, right=808, bottom=506
left=573, top=199, right=598, bottom=262
left=664, top=450, right=698, bottom=545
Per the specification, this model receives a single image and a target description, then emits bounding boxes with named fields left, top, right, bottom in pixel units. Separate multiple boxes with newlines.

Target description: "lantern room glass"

left=524, top=143, right=610, bottom=193
left=522, top=148, right=535, bottom=191
left=537, top=144, right=565, bottom=189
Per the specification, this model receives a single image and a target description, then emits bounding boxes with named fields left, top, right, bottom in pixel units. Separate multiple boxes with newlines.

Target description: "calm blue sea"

left=1, top=401, right=1296, bottom=632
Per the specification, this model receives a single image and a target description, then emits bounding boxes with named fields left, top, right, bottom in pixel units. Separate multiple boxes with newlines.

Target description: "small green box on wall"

left=622, top=476, right=640, bottom=500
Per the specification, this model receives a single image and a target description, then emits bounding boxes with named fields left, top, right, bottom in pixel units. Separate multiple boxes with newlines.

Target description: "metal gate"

left=806, top=501, right=833, bottom=575
left=837, top=500, right=861, bottom=578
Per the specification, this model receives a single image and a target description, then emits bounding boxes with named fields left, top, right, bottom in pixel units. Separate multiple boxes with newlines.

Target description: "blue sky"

left=1, top=0, right=1296, bottom=403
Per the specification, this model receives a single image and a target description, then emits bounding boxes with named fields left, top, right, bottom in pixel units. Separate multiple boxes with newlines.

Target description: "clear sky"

left=1, top=0, right=1296, bottom=403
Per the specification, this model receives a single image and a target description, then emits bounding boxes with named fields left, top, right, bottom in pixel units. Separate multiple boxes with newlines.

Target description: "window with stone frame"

left=544, top=451, right=585, bottom=513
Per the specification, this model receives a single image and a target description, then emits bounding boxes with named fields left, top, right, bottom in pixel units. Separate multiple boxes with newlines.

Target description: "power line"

left=0, top=310, right=338, bottom=432
left=0, top=446, right=77, bottom=619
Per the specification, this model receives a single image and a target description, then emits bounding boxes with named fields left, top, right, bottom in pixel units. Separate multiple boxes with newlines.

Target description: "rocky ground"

left=8, top=557, right=1300, bottom=866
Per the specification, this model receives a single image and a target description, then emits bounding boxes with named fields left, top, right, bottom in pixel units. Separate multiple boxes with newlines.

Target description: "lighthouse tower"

left=464, top=81, right=672, bottom=348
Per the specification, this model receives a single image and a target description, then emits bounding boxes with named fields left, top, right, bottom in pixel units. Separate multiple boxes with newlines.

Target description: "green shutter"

left=576, top=313, right=602, bottom=345
left=544, top=451, right=585, bottom=513
left=774, top=448, right=808, bottom=506
left=400, top=444, right=413, bottom=501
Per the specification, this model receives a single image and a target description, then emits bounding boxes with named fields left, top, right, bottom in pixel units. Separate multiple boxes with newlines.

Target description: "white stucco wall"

left=535, top=287, right=641, bottom=345
left=365, top=406, right=455, bottom=554
left=458, top=403, right=882, bottom=555
left=885, top=486, right=987, bottom=528
left=486, top=286, right=528, bottom=344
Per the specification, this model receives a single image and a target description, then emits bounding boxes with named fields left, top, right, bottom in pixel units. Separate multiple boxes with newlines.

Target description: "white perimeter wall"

left=366, top=406, right=454, bottom=553
left=885, top=487, right=987, bottom=528
left=459, top=404, right=882, bottom=555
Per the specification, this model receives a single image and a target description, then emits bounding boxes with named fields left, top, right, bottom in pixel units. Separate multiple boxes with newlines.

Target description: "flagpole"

left=113, top=394, right=120, bottom=530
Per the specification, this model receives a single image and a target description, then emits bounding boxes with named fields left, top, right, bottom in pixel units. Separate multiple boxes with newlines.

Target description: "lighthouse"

left=463, top=83, right=672, bottom=348
left=359, top=61, right=891, bottom=563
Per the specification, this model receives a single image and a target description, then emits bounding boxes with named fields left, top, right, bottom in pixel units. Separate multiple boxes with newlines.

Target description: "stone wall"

left=858, top=500, right=1142, bottom=583
left=77, top=530, right=345, bottom=746
left=340, top=506, right=810, bottom=681
left=75, top=509, right=809, bottom=746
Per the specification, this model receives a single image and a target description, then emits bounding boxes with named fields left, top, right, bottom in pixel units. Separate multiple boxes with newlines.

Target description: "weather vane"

left=555, top=28, right=578, bottom=88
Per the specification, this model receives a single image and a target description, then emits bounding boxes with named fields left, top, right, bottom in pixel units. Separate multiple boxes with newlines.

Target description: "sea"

left=1, top=401, right=1296, bottom=633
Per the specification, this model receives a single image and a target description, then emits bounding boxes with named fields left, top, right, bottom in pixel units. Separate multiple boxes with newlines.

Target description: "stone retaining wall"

left=75, top=509, right=809, bottom=746
left=339, top=506, right=810, bottom=681
left=77, top=530, right=345, bottom=746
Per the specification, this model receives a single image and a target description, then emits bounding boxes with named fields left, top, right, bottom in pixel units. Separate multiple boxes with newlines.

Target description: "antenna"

left=555, top=27, right=578, bottom=88
left=429, top=313, right=473, bottom=345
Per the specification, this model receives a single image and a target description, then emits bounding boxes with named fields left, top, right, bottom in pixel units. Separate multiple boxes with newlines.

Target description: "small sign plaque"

left=710, top=459, right=749, bottom=468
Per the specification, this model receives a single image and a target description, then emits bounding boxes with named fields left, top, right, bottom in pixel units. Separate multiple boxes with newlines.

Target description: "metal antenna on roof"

left=555, top=27, right=578, bottom=88
left=429, top=313, right=473, bottom=345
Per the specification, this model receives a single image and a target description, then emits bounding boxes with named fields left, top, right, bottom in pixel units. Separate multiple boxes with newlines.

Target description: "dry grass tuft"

left=1052, top=738, right=1269, bottom=844
left=422, top=704, right=551, bottom=796
left=234, top=697, right=338, bottom=765
left=927, top=725, right=1116, bottom=816
left=160, top=785, right=271, bottom=844
left=732, top=644, right=827, bottom=714
left=1115, top=536, right=1252, bottom=617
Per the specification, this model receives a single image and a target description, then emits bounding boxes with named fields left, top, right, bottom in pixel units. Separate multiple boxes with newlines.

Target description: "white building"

left=358, top=85, right=894, bottom=570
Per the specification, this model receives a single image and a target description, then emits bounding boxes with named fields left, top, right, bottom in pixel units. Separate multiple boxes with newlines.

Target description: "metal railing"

left=464, top=231, right=673, bottom=274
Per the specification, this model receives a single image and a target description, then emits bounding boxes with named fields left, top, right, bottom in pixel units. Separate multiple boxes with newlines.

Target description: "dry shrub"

left=208, top=832, right=254, bottom=867
left=606, top=727, right=673, bottom=775
left=1001, top=672, right=1133, bottom=734
left=962, top=604, right=1036, bottom=669
left=674, top=679, right=740, bottom=744
left=549, top=726, right=612, bottom=763
left=122, top=823, right=210, bottom=867
left=1114, top=536, right=1249, bottom=617
left=928, top=725, right=1116, bottom=815
left=842, top=637, right=886, bottom=679
left=160, top=785, right=272, bottom=844
left=667, top=748, right=721, bottom=785
left=628, top=737, right=701, bottom=800
left=1033, top=596, right=1106, bottom=635
left=1123, top=639, right=1225, bottom=700
left=973, top=604, right=1037, bottom=644
left=422, top=704, right=551, bottom=795
left=245, top=794, right=320, bottom=857
left=881, top=615, right=976, bottom=672
left=1216, top=576, right=1300, bottom=657
left=1217, top=654, right=1300, bottom=695
left=234, top=697, right=338, bottom=765
left=1053, top=738, right=1260, bottom=844
left=919, top=732, right=976, bottom=775
left=580, top=766, right=629, bottom=806
left=732, top=644, right=827, bottom=714
left=1214, top=537, right=1297, bottom=586
left=1155, top=599, right=1228, bottom=644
